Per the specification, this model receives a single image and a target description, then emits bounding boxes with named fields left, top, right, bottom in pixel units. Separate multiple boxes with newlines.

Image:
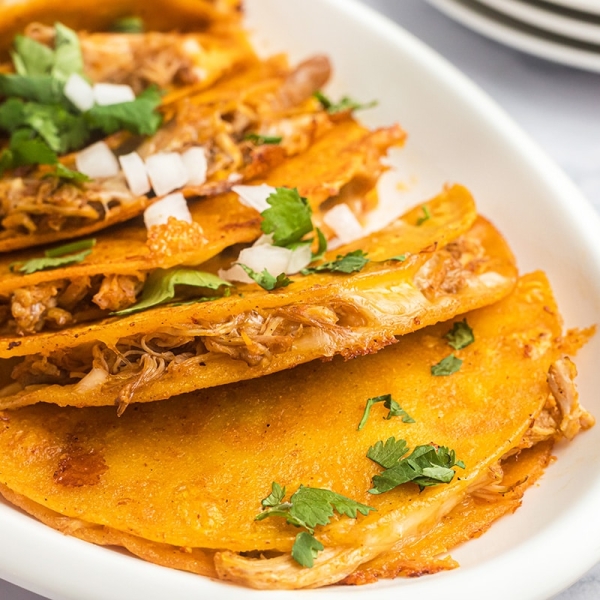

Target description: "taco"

left=0, top=272, right=592, bottom=588
left=0, top=185, right=518, bottom=412
left=0, top=118, right=403, bottom=335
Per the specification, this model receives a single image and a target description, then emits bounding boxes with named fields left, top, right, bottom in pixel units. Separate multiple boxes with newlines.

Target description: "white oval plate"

left=427, top=0, right=600, bottom=72
left=543, top=0, right=600, bottom=16
left=476, top=0, right=600, bottom=44
left=2, top=0, right=600, bottom=598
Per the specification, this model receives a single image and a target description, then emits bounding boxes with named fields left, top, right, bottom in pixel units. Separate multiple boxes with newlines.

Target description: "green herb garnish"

left=110, top=17, right=145, bottom=33
left=445, top=319, right=474, bottom=350
left=0, top=23, right=163, bottom=175
left=314, top=91, right=377, bottom=114
left=11, top=238, right=95, bottom=274
left=416, top=205, right=431, bottom=226
left=238, top=265, right=292, bottom=291
left=430, top=354, right=463, bottom=376
left=357, top=394, right=415, bottom=431
left=260, top=187, right=313, bottom=247
left=389, top=254, right=407, bottom=262
left=311, top=227, right=328, bottom=262
left=368, top=437, right=465, bottom=494
left=301, top=250, right=369, bottom=275
left=87, top=86, right=163, bottom=136
left=255, top=483, right=375, bottom=567
left=114, top=268, right=231, bottom=316
left=244, top=133, right=283, bottom=145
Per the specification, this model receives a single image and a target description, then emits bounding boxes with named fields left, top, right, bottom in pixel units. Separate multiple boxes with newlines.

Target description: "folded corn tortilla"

left=0, top=187, right=519, bottom=411
left=0, top=271, right=591, bottom=588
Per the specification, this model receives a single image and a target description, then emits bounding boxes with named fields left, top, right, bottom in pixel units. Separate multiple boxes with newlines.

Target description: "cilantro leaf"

left=311, top=227, right=328, bottom=262
left=0, top=98, right=26, bottom=132
left=239, top=265, right=292, bottom=291
left=45, top=238, right=95, bottom=258
left=49, top=163, right=90, bottom=184
left=110, top=17, right=145, bottom=33
left=314, top=91, right=377, bottom=114
left=261, top=482, right=286, bottom=507
left=291, top=532, right=324, bottom=568
left=255, top=484, right=375, bottom=533
left=11, top=238, right=95, bottom=274
left=367, top=437, right=409, bottom=469
left=368, top=441, right=465, bottom=494
left=431, top=354, right=463, bottom=376
left=357, top=394, right=415, bottom=431
left=12, top=35, right=54, bottom=76
left=301, top=250, right=369, bottom=275
left=244, top=133, right=283, bottom=145
left=255, top=484, right=374, bottom=568
left=113, top=268, right=231, bottom=316
left=87, top=86, right=163, bottom=136
left=390, top=254, right=407, bottom=262
left=52, top=23, right=84, bottom=81
left=0, top=74, right=64, bottom=105
left=445, top=319, right=474, bottom=350
left=9, top=129, right=57, bottom=168
left=260, top=187, right=313, bottom=247
left=416, top=205, right=431, bottom=226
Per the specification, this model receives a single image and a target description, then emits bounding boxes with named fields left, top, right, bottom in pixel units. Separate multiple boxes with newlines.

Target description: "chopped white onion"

left=181, top=146, right=208, bottom=186
left=182, top=38, right=203, bottom=55
left=218, top=264, right=253, bottom=284
left=64, top=73, right=94, bottom=112
left=232, top=184, right=276, bottom=213
left=286, top=243, right=312, bottom=274
left=145, top=152, right=189, bottom=197
left=323, top=204, right=364, bottom=244
left=75, top=141, right=120, bottom=179
left=219, top=242, right=312, bottom=284
left=119, top=152, right=151, bottom=197
left=75, top=367, right=108, bottom=392
left=239, top=245, right=292, bottom=275
left=144, top=193, right=192, bottom=229
left=93, top=83, right=136, bottom=106
left=252, top=233, right=275, bottom=247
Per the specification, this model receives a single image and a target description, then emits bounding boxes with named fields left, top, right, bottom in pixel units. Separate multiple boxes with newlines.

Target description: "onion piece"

left=220, top=242, right=312, bottom=284
left=323, top=204, right=364, bottom=244
left=64, top=73, right=94, bottom=112
left=145, top=152, right=189, bottom=197
left=93, top=83, right=136, bottom=106
left=232, top=184, right=277, bottom=213
left=119, top=152, right=151, bottom=197
left=75, top=367, right=108, bottom=392
left=286, top=243, right=312, bottom=274
left=181, top=146, right=208, bottom=186
left=75, top=141, right=120, bottom=179
left=144, top=193, right=192, bottom=229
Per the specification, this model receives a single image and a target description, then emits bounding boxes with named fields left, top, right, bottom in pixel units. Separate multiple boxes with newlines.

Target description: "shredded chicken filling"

left=0, top=273, right=146, bottom=335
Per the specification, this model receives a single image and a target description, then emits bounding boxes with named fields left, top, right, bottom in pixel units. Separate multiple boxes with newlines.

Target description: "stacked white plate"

left=426, top=0, right=600, bottom=72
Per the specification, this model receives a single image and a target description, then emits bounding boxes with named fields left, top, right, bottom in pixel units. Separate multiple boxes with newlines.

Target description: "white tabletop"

left=2, top=1, right=600, bottom=598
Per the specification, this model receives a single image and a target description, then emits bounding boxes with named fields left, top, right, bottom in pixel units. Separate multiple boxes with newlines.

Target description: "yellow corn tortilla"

left=0, top=272, right=591, bottom=589
left=0, top=119, right=403, bottom=338
left=0, top=48, right=344, bottom=253
left=0, top=0, right=242, bottom=54
left=0, top=195, right=518, bottom=411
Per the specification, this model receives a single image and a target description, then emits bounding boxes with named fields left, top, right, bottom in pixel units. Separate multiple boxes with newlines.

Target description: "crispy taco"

left=0, top=184, right=519, bottom=412
left=0, top=118, right=403, bottom=335
left=0, top=272, right=592, bottom=588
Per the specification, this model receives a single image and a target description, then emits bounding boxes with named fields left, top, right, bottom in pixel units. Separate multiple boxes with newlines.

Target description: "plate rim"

left=427, top=0, right=600, bottom=72
left=2, top=0, right=600, bottom=598
left=475, top=0, right=600, bottom=44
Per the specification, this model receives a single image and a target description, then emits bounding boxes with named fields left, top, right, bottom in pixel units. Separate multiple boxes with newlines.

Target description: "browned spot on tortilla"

left=53, top=436, right=108, bottom=487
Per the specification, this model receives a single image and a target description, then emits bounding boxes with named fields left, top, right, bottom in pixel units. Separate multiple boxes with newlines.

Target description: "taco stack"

left=0, top=0, right=594, bottom=592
